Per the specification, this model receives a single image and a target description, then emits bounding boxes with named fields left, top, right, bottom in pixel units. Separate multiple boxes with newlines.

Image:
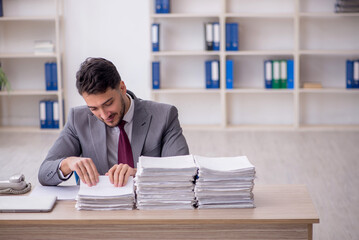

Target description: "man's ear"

left=119, top=81, right=127, bottom=93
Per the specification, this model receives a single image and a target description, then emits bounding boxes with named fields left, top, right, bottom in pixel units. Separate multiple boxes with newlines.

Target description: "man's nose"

left=99, top=108, right=108, bottom=119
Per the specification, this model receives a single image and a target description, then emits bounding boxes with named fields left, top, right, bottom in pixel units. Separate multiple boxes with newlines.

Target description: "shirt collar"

left=123, top=93, right=134, bottom=124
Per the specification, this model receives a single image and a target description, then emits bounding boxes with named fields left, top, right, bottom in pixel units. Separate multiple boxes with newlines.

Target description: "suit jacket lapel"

left=89, top=114, right=109, bottom=174
left=131, top=99, right=151, bottom=167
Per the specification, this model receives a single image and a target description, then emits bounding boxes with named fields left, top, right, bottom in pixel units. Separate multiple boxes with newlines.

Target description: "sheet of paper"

left=139, top=155, right=196, bottom=169
left=194, top=155, right=254, bottom=171
left=30, top=185, right=79, bottom=200
left=78, top=176, right=134, bottom=197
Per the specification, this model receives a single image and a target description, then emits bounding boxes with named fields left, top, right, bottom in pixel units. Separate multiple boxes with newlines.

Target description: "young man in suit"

left=38, top=58, right=189, bottom=187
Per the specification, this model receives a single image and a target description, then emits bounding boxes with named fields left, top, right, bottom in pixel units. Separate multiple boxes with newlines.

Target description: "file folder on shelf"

left=213, top=22, right=220, bottom=51
left=152, top=23, right=160, bottom=52
left=205, top=23, right=213, bottom=51
left=272, top=60, right=281, bottom=89
left=264, top=60, right=272, bottom=89
left=226, top=60, right=233, bottom=89
left=287, top=59, right=294, bottom=89
left=346, top=60, right=354, bottom=89
left=280, top=60, right=287, bottom=89
left=152, top=61, right=160, bottom=89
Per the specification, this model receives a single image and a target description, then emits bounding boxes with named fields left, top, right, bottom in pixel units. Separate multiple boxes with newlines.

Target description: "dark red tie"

left=118, top=120, right=134, bottom=168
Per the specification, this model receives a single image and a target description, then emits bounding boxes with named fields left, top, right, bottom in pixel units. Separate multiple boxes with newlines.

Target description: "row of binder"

left=264, top=60, right=294, bottom=89
left=346, top=60, right=359, bottom=88
left=45, top=62, right=58, bottom=91
left=152, top=59, right=296, bottom=90
left=39, top=100, right=59, bottom=129
left=155, top=0, right=170, bottom=14
left=151, top=23, right=239, bottom=52
left=334, top=0, right=359, bottom=13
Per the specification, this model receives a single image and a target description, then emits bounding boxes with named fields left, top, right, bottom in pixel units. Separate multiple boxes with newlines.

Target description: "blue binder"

left=162, top=0, right=170, bottom=13
left=205, top=61, right=212, bottom=89
left=39, top=100, right=47, bottom=129
left=346, top=60, right=353, bottom=89
left=353, top=60, right=359, bottom=88
left=225, top=23, right=230, bottom=51
left=264, top=60, right=272, bottom=89
left=213, top=22, right=220, bottom=51
left=45, top=100, right=54, bottom=128
left=211, top=60, right=220, bottom=89
left=53, top=101, right=59, bottom=129
left=287, top=59, right=294, bottom=89
left=152, top=23, right=160, bottom=52
left=51, top=62, right=58, bottom=91
left=0, top=0, right=3, bottom=17
left=152, top=61, right=160, bottom=89
left=231, top=23, right=239, bottom=51
left=226, top=60, right=233, bottom=89
left=155, top=0, right=162, bottom=13
left=45, top=63, right=52, bottom=91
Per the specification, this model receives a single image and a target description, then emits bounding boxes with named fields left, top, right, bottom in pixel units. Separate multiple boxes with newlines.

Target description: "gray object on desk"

left=0, top=196, right=57, bottom=213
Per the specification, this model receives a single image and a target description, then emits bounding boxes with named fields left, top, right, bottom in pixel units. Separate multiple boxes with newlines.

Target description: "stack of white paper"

left=194, top=156, right=256, bottom=209
left=135, top=155, right=197, bottom=210
left=76, top=176, right=135, bottom=210
left=34, top=40, right=54, bottom=55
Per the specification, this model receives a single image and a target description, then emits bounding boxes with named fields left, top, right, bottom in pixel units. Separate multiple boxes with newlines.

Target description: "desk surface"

left=0, top=185, right=319, bottom=225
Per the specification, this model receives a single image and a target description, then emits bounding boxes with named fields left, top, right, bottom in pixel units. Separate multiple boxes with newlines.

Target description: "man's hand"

left=61, top=157, right=99, bottom=187
left=106, top=164, right=137, bottom=187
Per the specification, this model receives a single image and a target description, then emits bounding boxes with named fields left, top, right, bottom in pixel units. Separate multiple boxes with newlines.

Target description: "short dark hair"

left=76, top=57, right=122, bottom=95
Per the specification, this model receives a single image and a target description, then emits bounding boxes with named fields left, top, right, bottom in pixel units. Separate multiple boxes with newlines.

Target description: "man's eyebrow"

left=87, top=97, right=113, bottom=109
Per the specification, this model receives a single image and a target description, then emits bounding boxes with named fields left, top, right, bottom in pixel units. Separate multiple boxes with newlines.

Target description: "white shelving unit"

left=150, top=0, right=359, bottom=130
left=0, top=0, right=64, bottom=132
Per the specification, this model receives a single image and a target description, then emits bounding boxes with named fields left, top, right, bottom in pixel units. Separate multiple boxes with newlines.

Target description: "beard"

left=103, top=94, right=126, bottom=128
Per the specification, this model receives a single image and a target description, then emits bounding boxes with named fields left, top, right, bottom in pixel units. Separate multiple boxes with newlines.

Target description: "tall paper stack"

left=135, top=155, right=197, bottom=210
left=194, top=156, right=256, bottom=209
left=76, top=176, right=135, bottom=210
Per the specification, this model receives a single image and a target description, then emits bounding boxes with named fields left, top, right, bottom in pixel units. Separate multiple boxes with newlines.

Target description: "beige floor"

left=0, top=130, right=358, bottom=240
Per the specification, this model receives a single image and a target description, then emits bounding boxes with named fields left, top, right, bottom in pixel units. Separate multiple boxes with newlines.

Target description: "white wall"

left=62, top=0, right=150, bottom=113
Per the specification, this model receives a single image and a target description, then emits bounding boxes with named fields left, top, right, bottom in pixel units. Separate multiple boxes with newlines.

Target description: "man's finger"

left=88, top=159, right=100, bottom=183
left=108, top=165, right=117, bottom=184
left=78, top=161, right=91, bottom=186
left=118, top=165, right=129, bottom=187
left=122, top=168, right=132, bottom=187
left=114, top=164, right=123, bottom=187
left=74, top=164, right=86, bottom=184
left=83, top=159, right=97, bottom=186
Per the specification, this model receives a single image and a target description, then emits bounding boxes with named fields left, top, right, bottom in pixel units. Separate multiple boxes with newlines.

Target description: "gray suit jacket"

left=38, top=90, right=189, bottom=186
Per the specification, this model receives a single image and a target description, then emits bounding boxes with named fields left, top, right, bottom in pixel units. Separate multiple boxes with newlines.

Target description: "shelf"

left=150, top=13, right=219, bottom=19
left=225, top=13, right=294, bottom=18
left=226, top=89, right=294, bottom=94
left=151, top=88, right=221, bottom=94
left=0, top=126, right=60, bottom=133
left=152, top=51, right=220, bottom=56
left=149, top=0, right=359, bottom=129
left=298, top=124, right=359, bottom=131
left=299, top=50, right=359, bottom=56
left=226, top=50, right=294, bottom=56
left=299, top=88, right=359, bottom=94
left=299, top=12, right=359, bottom=18
left=0, top=90, right=60, bottom=96
left=0, top=52, right=57, bottom=58
left=0, top=16, right=57, bottom=21
left=226, top=124, right=296, bottom=131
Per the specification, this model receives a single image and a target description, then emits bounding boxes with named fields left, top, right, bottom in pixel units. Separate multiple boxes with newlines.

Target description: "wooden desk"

left=0, top=185, right=319, bottom=240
